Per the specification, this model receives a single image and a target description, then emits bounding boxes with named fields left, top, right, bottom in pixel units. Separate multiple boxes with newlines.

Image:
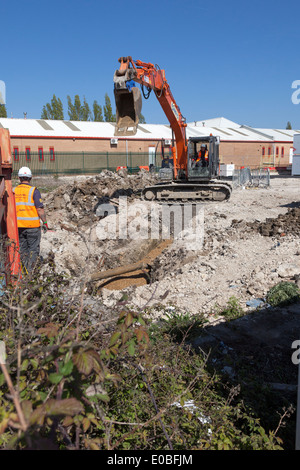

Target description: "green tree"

left=286, top=121, right=292, bottom=130
left=103, top=93, right=116, bottom=122
left=139, top=113, right=146, bottom=124
left=0, top=104, right=7, bottom=118
left=67, top=95, right=77, bottom=120
left=67, top=95, right=92, bottom=121
left=93, top=100, right=104, bottom=122
left=67, top=95, right=81, bottom=121
left=41, top=95, right=64, bottom=120
left=81, top=96, right=92, bottom=121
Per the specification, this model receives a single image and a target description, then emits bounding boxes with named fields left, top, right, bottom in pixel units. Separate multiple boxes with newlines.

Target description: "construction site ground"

left=34, top=172, right=300, bottom=399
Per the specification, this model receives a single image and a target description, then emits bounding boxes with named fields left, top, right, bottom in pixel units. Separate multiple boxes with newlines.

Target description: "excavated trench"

left=92, top=204, right=300, bottom=291
left=42, top=171, right=179, bottom=289
left=94, top=239, right=173, bottom=291
left=42, top=170, right=211, bottom=290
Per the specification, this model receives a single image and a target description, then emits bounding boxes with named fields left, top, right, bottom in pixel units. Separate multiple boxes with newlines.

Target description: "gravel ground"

left=118, top=176, right=300, bottom=317
left=39, top=174, right=300, bottom=318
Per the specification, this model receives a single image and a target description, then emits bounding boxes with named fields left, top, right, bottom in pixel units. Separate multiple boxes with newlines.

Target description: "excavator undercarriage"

left=141, top=181, right=232, bottom=203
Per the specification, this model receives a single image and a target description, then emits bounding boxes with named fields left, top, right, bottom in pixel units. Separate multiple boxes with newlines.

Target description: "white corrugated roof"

left=187, top=119, right=297, bottom=142
left=186, top=124, right=273, bottom=142
left=0, top=118, right=173, bottom=140
left=188, top=117, right=241, bottom=128
left=0, top=117, right=297, bottom=143
left=253, top=128, right=298, bottom=142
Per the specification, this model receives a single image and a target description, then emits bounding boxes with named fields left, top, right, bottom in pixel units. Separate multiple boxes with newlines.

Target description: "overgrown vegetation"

left=266, top=281, right=300, bottom=307
left=0, top=262, right=296, bottom=450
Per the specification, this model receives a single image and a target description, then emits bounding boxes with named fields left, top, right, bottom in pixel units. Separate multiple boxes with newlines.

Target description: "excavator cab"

left=187, top=136, right=220, bottom=181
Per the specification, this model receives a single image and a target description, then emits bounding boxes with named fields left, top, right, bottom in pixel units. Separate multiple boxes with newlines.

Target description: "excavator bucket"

left=114, top=86, right=142, bottom=136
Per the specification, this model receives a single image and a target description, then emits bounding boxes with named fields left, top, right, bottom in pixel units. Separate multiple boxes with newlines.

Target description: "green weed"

left=266, top=281, right=300, bottom=307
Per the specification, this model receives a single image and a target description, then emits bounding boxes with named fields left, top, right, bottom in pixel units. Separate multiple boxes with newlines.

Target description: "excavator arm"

left=113, top=56, right=187, bottom=179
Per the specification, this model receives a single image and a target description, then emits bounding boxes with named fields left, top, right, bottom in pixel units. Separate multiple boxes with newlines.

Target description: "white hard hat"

left=18, top=167, right=32, bottom=178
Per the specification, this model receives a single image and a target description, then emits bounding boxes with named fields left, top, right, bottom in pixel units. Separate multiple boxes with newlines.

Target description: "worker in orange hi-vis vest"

left=14, top=167, right=48, bottom=273
left=198, top=144, right=209, bottom=167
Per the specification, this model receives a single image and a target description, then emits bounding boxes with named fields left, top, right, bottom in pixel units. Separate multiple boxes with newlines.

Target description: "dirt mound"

left=231, top=206, right=300, bottom=238
left=44, top=169, right=158, bottom=228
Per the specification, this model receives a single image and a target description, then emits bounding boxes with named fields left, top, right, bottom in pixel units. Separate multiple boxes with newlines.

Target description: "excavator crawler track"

left=141, top=181, right=232, bottom=203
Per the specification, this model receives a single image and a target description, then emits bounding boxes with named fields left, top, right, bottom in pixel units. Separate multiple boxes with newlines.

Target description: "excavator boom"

left=114, top=56, right=187, bottom=179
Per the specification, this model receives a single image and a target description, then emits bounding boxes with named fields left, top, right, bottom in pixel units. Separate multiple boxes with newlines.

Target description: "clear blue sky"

left=2, top=0, right=300, bottom=129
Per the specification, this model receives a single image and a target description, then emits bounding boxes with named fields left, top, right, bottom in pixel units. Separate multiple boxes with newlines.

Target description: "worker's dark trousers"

left=18, top=227, right=41, bottom=273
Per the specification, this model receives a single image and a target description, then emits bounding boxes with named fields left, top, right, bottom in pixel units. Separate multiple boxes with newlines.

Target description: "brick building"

left=189, top=118, right=296, bottom=168
left=0, top=116, right=297, bottom=174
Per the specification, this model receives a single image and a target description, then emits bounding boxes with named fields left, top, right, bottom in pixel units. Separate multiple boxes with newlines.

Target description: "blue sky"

left=1, top=0, right=300, bottom=129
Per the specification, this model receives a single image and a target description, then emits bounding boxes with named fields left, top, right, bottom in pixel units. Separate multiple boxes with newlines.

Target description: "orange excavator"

left=0, top=128, right=20, bottom=286
left=113, top=56, right=232, bottom=202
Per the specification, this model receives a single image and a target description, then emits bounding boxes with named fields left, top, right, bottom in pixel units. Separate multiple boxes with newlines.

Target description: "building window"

left=281, top=147, right=284, bottom=157
left=276, top=146, right=279, bottom=157
left=25, top=147, right=31, bottom=161
left=13, top=147, right=19, bottom=162
left=38, top=147, right=44, bottom=162
left=262, top=147, right=265, bottom=156
left=49, top=147, right=55, bottom=161
left=268, top=146, right=271, bottom=156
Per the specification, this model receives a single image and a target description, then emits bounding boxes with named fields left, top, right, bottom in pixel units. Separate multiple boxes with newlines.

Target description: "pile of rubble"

left=229, top=205, right=300, bottom=238
left=41, top=170, right=161, bottom=276
left=251, top=206, right=300, bottom=237
left=44, top=170, right=157, bottom=229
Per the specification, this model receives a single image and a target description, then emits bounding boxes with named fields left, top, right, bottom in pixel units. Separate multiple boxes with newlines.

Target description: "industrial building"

left=0, top=116, right=297, bottom=175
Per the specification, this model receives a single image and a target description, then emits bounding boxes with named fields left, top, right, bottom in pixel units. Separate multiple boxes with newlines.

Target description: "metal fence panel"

left=232, top=167, right=270, bottom=188
left=232, top=167, right=252, bottom=188
left=12, top=151, right=166, bottom=177
left=250, top=168, right=270, bottom=187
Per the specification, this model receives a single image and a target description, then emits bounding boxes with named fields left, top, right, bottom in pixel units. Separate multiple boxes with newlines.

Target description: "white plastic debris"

left=172, top=399, right=212, bottom=435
